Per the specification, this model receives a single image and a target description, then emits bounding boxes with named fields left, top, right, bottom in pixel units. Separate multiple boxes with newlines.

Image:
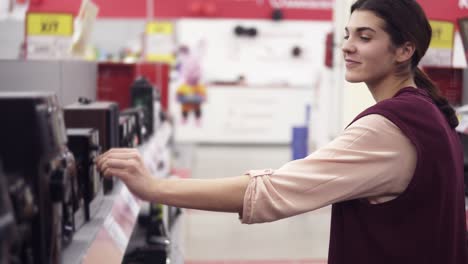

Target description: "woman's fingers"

left=95, top=148, right=156, bottom=201
left=96, top=148, right=139, bottom=163
left=97, top=153, right=141, bottom=168
left=100, top=158, right=131, bottom=170
left=102, top=167, right=130, bottom=181
left=96, top=148, right=142, bottom=171
left=100, top=158, right=143, bottom=175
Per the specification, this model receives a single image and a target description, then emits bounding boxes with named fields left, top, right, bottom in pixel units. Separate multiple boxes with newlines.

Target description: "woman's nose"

left=341, top=38, right=356, bottom=54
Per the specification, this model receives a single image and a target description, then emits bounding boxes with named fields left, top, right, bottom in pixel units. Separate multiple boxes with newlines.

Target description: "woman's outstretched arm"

left=96, top=148, right=251, bottom=214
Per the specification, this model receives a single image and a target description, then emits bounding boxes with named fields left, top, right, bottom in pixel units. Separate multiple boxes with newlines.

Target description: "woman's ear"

left=396, top=41, right=416, bottom=63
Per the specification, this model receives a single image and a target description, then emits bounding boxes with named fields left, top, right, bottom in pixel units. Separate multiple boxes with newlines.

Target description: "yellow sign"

left=27, top=13, right=73, bottom=36
left=145, top=54, right=175, bottom=64
left=146, top=21, right=173, bottom=35
left=429, top=20, right=454, bottom=49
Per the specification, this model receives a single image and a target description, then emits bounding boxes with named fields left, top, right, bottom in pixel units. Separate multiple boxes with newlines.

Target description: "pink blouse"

left=241, top=114, right=417, bottom=224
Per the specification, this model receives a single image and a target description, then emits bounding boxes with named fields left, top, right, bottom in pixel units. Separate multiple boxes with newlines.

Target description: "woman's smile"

left=345, top=58, right=361, bottom=68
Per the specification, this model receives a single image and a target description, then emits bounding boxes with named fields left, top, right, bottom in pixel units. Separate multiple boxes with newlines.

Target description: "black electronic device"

left=0, top=165, right=16, bottom=264
left=125, top=203, right=170, bottom=264
left=119, top=115, right=130, bottom=148
left=59, top=150, right=80, bottom=247
left=67, top=128, right=102, bottom=221
left=64, top=100, right=119, bottom=194
left=131, top=77, right=154, bottom=139
left=272, top=8, right=283, bottom=21
left=146, top=204, right=169, bottom=245
left=119, top=112, right=140, bottom=148
left=121, top=106, right=146, bottom=145
left=0, top=92, right=76, bottom=264
left=233, top=25, right=258, bottom=37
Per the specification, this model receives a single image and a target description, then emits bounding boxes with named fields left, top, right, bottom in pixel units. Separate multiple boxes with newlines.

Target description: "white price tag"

left=103, top=215, right=129, bottom=253
left=120, top=186, right=140, bottom=218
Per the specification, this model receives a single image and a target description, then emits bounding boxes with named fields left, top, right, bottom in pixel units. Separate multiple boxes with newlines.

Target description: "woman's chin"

left=344, top=74, right=363, bottom=83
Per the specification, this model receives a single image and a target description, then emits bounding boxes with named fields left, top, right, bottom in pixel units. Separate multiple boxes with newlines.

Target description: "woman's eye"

left=344, top=35, right=349, bottom=40
left=360, top=36, right=371, bottom=41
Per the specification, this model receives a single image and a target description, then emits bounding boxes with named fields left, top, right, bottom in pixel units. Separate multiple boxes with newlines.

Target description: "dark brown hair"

left=351, top=0, right=459, bottom=128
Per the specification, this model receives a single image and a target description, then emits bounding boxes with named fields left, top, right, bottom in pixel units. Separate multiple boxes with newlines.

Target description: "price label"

left=120, top=186, right=140, bottom=218
left=27, top=13, right=73, bottom=36
left=146, top=21, right=173, bottom=35
left=429, top=20, right=454, bottom=49
left=420, top=20, right=455, bottom=67
left=145, top=21, right=175, bottom=63
left=103, top=215, right=128, bottom=253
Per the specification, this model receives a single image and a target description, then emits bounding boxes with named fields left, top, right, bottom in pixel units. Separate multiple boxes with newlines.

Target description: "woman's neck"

left=366, top=74, right=416, bottom=102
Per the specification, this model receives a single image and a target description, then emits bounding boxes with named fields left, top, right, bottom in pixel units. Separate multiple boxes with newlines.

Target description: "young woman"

left=97, top=0, right=467, bottom=262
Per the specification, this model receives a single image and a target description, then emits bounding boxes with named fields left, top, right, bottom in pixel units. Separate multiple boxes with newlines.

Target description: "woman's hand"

left=97, top=148, right=249, bottom=213
left=96, top=148, right=157, bottom=201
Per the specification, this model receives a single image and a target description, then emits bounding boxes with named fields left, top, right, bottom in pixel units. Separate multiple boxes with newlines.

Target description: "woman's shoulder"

left=372, top=88, right=434, bottom=115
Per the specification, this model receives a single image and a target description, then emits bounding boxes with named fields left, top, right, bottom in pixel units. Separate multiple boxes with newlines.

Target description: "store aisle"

left=174, top=144, right=330, bottom=263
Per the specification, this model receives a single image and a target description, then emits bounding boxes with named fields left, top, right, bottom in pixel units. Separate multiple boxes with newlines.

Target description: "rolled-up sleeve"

left=241, top=114, right=417, bottom=224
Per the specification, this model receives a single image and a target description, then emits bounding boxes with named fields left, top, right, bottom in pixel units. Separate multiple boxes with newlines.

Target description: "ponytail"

left=414, top=68, right=459, bottom=128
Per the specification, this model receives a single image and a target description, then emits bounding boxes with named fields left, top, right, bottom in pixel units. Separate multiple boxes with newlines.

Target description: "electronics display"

left=57, top=149, right=80, bottom=247
left=64, top=100, right=119, bottom=194
left=119, top=115, right=131, bottom=148
left=67, top=128, right=102, bottom=221
left=0, top=166, right=16, bottom=264
left=125, top=203, right=170, bottom=264
left=120, top=106, right=146, bottom=145
left=131, top=77, right=154, bottom=139
left=0, top=92, right=76, bottom=264
left=120, top=111, right=141, bottom=148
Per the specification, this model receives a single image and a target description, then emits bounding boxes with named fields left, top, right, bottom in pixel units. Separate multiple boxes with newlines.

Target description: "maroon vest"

left=328, top=87, right=467, bottom=264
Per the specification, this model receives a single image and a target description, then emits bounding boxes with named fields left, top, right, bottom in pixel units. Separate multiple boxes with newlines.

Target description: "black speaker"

left=131, top=77, right=155, bottom=138
left=121, top=107, right=146, bottom=144
left=64, top=100, right=119, bottom=194
left=0, top=165, right=16, bottom=264
left=0, top=92, right=75, bottom=264
left=67, top=128, right=101, bottom=221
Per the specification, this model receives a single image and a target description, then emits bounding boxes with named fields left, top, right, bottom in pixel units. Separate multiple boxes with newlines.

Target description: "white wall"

left=309, top=67, right=334, bottom=148
left=176, top=18, right=332, bottom=87
left=171, top=85, right=315, bottom=144
left=0, top=19, right=24, bottom=59
left=171, top=18, right=331, bottom=144
left=0, top=60, right=97, bottom=106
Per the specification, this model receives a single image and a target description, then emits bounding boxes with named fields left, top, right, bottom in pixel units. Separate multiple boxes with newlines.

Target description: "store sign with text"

left=420, top=20, right=455, bottom=67
left=26, top=12, right=74, bottom=59
left=145, top=21, right=175, bottom=64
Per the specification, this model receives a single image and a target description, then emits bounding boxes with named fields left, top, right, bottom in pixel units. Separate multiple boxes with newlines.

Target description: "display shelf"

left=61, top=181, right=141, bottom=264
left=140, top=121, right=173, bottom=178
left=122, top=205, right=184, bottom=264
left=62, top=120, right=175, bottom=264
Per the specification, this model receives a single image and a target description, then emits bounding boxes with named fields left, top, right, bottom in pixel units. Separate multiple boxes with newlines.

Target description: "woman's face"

left=342, top=10, right=398, bottom=85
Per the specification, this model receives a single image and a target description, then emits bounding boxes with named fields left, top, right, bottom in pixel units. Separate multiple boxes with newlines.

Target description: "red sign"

left=28, top=0, right=332, bottom=20
left=418, top=0, right=468, bottom=24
